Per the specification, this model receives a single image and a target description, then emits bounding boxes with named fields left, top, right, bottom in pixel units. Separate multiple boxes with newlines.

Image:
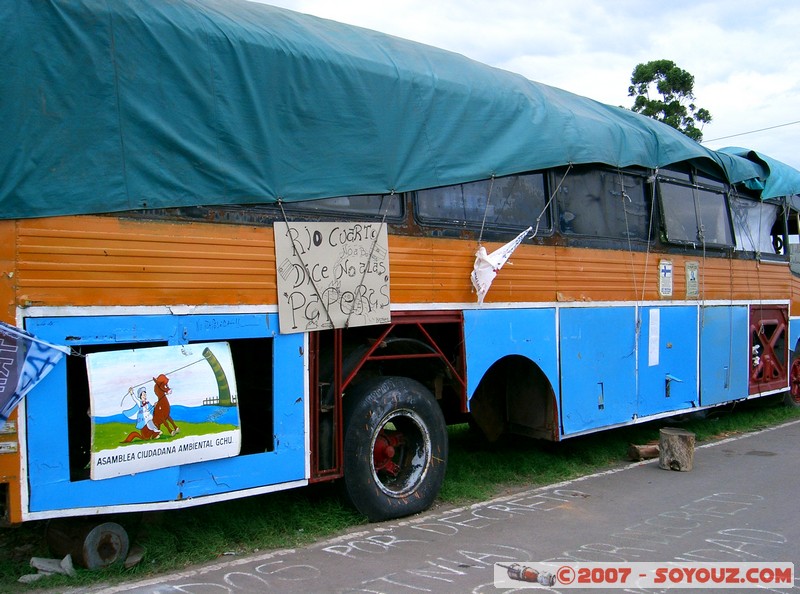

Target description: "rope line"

left=278, top=199, right=335, bottom=328
left=477, top=174, right=496, bottom=247
left=532, top=163, right=572, bottom=240
left=344, top=192, right=393, bottom=328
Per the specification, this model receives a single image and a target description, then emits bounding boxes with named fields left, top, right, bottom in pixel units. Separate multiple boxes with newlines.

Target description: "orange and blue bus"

left=1, top=0, right=799, bottom=565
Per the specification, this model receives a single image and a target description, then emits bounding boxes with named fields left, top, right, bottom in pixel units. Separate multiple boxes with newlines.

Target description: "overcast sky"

left=255, top=0, right=799, bottom=172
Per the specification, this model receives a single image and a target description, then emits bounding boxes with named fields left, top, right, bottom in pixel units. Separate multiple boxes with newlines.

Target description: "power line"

left=703, top=119, right=800, bottom=143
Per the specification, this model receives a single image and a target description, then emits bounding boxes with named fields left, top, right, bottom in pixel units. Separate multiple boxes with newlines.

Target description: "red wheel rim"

left=369, top=409, right=432, bottom=498
left=790, top=359, right=800, bottom=405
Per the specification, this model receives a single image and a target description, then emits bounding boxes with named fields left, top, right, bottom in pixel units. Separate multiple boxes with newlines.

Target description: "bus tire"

left=342, top=376, right=447, bottom=521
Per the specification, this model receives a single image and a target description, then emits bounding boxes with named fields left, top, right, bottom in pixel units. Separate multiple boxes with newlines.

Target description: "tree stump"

left=658, top=427, right=695, bottom=471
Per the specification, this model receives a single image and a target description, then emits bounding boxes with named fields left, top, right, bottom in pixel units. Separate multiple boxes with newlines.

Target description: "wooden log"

left=627, top=442, right=660, bottom=461
left=658, top=427, right=695, bottom=471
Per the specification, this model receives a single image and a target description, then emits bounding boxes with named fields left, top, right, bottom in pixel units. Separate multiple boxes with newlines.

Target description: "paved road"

left=92, top=420, right=799, bottom=593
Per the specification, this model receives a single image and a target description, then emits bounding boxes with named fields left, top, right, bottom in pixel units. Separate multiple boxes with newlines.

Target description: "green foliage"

left=628, top=59, right=712, bottom=141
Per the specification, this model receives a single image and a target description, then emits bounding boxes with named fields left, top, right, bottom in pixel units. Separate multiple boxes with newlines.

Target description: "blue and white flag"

left=0, top=322, right=70, bottom=428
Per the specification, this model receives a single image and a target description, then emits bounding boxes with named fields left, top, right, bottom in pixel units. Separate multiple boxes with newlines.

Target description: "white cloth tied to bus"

left=471, top=226, right=532, bottom=305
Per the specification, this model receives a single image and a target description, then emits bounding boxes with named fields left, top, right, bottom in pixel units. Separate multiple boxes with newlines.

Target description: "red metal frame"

left=748, top=305, right=789, bottom=394
left=309, top=330, right=345, bottom=482
left=341, top=315, right=466, bottom=395
left=309, top=311, right=466, bottom=482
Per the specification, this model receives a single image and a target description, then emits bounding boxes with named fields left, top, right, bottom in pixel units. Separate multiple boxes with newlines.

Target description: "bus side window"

left=730, top=194, right=781, bottom=256
left=556, top=168, right=649, bottom=240
left=289, top=194, right=403, bottom=218
left=415, top=173, right=548, bottom=234
left=659, top=179, right=734, bottom=249
left=788, top=209, right=800, bottom=272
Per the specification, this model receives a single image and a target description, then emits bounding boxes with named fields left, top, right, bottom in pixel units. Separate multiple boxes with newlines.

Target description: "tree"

left=628, top=59, right=712, bottom=141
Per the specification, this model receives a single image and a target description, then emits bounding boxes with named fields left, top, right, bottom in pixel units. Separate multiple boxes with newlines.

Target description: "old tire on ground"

left=342, top=376, right=447, bottom=521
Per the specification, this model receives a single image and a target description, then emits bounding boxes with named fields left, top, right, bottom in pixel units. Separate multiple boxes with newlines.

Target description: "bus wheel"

left=45, top=519, right=130, bottom=570
left=785, top=356, right=800, bottom=407
left=342, top=376, right=447, bottom=521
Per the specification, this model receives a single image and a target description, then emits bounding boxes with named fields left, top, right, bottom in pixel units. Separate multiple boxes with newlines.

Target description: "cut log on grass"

left=658, top=427, right=695, bottom=471
left=627, top=442, right=660, bottom=461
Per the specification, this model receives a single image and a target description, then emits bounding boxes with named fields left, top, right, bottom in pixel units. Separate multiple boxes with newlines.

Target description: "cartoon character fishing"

left=117, top=347, right=229, bottom=443
left=121, top=371, right=183, bottom=441
left=121, top=385, right=162, bottom=442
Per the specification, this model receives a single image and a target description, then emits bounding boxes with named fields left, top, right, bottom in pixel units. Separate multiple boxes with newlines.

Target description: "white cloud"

left=256, top=0, right=800, bottom=170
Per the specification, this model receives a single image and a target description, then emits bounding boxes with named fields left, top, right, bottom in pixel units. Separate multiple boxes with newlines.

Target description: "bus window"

left=695, top=187, right=735, bottom=247
left=729, top=194, right=781, bottom=255
left=659, top=180, right=734, bottom=249
left=289, top=194, right=403, bottom=218
left=556, top=168, right=649, bottom=240
left=787, top=208, right=800, bottom=273
left=415, top=173, right=548, bottom=233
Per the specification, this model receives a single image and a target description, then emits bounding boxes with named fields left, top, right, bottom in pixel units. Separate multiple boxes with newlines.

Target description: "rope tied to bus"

left=639, top=168, right=658, bottom=303
left=277, top=198, right=336, bottom=329
left=471, top=164, right=573, bottom=303
left=618, top=168, right=640, bottom=303
left=477, top=174, right=496, bottom=247
left=344, top=191, right=394, bottom=328
left=471, top=168, right=568, bottom=304
left=532, top=163, right=573, bottom=239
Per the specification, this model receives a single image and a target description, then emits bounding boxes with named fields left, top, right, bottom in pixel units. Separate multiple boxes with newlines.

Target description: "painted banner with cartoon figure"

left=86, top=342, right=241, bottom=480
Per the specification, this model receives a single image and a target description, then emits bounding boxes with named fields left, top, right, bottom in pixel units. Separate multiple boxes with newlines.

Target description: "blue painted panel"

left=24, top=313, right=305, bottom=513
left=25, top=360, right=183, bottom=511
left=700, top=306, right=749, bottom=405
left=179, top=329, right=306, bottom=498
left=560, top=307, right=637, bottom=434
left=463, top=308, right=558, bottom=404
left=790, top=317, right=800, bottom=353
left=637, top=306, right=699, bottom=416
left=26, top=313, right=279, bottom=346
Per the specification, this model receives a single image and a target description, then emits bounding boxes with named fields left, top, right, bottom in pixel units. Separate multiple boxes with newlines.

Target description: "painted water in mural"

left=86, top=342, right=241, bottom=480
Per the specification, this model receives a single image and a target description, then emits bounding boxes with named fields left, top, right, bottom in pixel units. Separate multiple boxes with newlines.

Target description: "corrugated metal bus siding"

left=16, top=217, right=277, bottom=306
left=13, top=216, right=797, bottom=308
left=0, top=221, right=21, bottom=523
left=794, top=273, right=800, bottom=314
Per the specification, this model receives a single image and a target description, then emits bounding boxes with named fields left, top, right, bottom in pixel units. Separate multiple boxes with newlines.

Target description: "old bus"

left=2, top=0, right=799, bottom=564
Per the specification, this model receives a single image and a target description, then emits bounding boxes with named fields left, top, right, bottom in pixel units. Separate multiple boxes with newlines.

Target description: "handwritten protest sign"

left=274, top=222, right=391, bottom=333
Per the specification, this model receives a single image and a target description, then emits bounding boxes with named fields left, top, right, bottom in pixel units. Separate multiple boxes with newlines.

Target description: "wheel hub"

left=373, top=430, right=404, bottom=476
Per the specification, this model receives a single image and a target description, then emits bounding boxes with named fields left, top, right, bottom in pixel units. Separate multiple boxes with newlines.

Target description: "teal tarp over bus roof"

left=1, top=0, right=797, bottom=219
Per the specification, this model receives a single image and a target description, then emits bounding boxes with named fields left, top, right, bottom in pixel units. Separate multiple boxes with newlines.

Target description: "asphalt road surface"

left=88, top=420, right=800, bottom=594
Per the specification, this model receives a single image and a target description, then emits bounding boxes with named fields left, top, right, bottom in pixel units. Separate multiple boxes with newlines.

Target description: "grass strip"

left=2, top=397, right=798, bottom=591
